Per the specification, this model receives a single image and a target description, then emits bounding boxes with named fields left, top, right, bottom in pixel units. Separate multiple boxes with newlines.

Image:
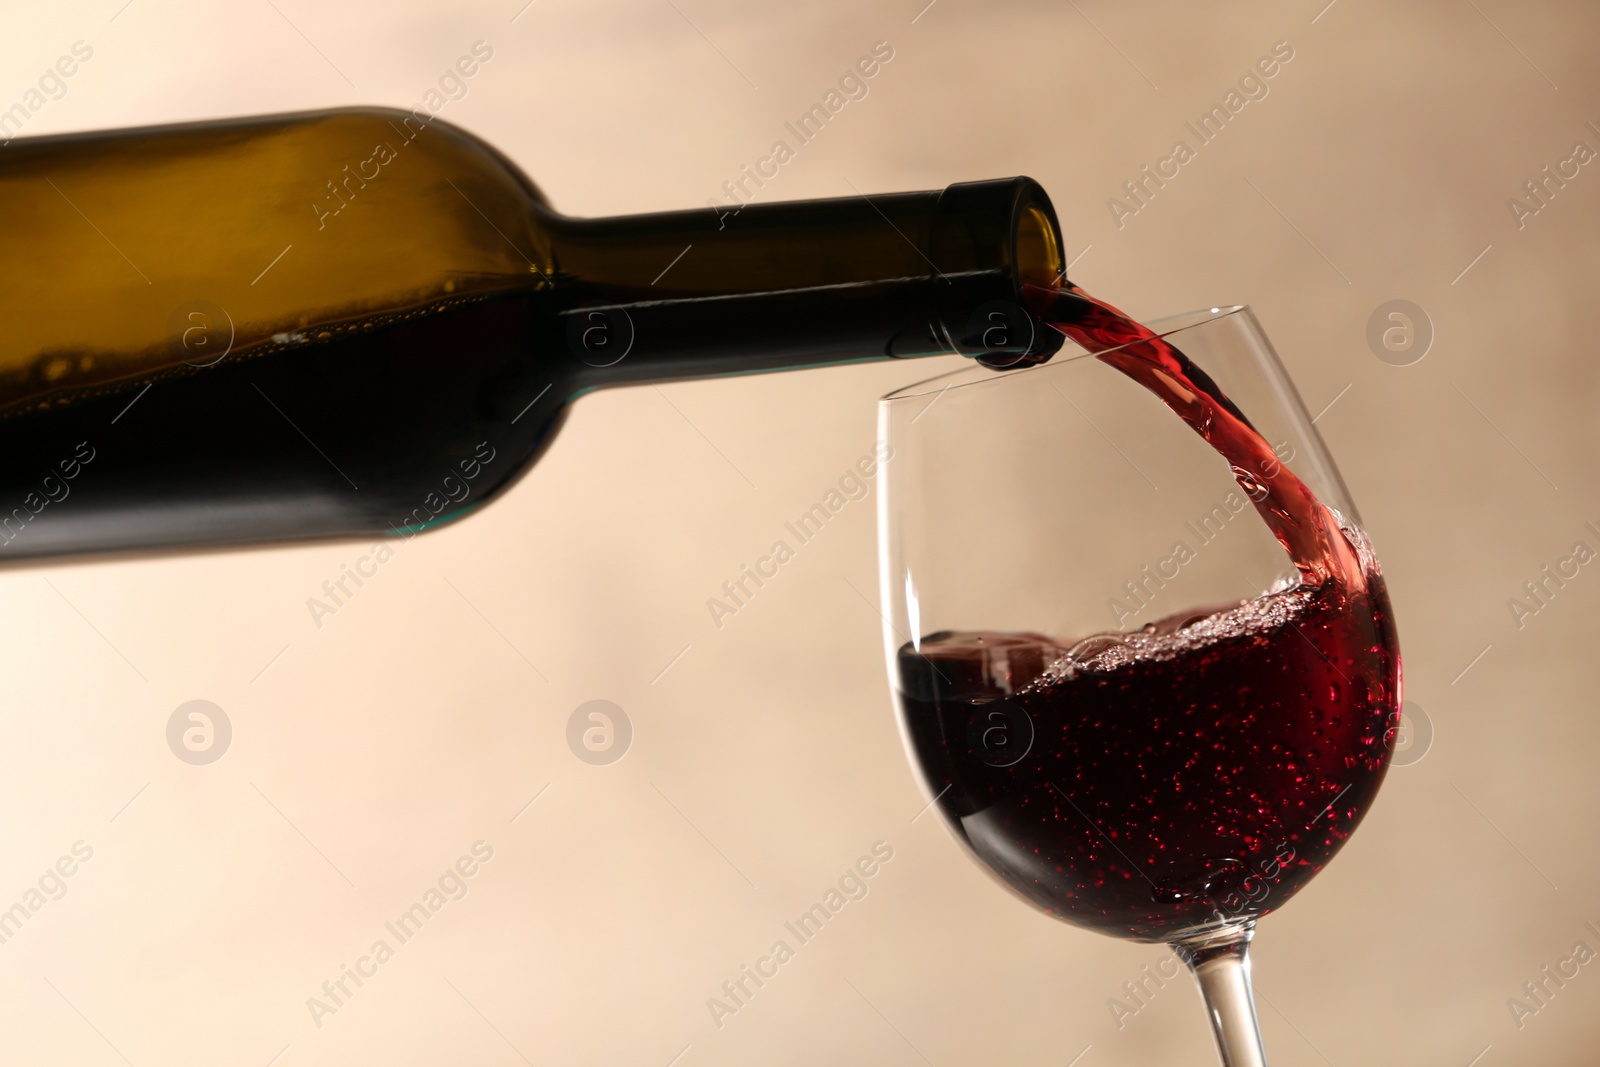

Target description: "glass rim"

left=880, top=303, right=1250, bottom=403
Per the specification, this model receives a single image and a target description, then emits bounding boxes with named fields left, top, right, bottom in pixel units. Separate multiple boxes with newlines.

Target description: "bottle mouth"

left=929, top=176, right=1068, bottom=364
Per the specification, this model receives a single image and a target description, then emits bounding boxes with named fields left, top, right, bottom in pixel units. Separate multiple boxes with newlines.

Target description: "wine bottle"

left=0, top=106, right=1065, bottom=562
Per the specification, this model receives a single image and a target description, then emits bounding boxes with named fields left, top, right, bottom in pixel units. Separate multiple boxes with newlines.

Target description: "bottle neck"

left=540, top=177, right=1067, bottom=386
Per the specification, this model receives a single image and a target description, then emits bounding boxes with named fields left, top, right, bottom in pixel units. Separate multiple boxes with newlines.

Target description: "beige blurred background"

left=3, top=0, right=1598, bottom=1063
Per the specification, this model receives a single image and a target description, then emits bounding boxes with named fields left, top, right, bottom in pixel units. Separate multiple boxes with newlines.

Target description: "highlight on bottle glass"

left=876, top=305, right=1402, bottom=1067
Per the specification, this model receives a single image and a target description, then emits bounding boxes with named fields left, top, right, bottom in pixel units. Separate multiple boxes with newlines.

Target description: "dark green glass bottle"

left=0, top=107, right=1065, bottom=561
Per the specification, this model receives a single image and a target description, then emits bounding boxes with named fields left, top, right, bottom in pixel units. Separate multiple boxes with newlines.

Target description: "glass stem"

left=1172, top=923, right=1269, bottom=1067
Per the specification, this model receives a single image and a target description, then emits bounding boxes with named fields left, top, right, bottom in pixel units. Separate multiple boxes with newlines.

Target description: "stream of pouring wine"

left=1026, top=283, right=1364, bottom=594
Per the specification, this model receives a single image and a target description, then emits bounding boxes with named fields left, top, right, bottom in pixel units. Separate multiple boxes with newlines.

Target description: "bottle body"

left=0, top=107, right=1063, bottom=561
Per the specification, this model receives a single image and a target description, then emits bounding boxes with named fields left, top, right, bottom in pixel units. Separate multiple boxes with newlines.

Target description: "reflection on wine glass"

left=877, top=304, right=1401, bottom=1066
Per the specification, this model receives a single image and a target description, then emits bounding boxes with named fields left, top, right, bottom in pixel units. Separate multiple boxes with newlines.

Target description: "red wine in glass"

left=895, top=283, right=1402, bottom=942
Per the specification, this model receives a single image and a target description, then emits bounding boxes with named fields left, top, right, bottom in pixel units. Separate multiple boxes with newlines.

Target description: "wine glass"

left=876, top=305, right=1401, bottom=1066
